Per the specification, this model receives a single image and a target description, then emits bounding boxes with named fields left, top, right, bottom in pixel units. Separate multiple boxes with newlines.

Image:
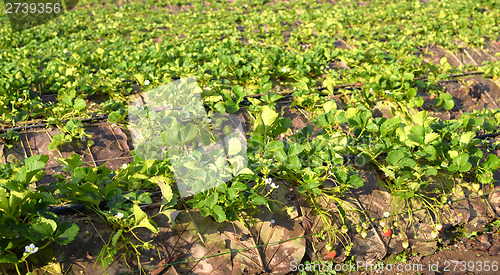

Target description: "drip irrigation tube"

left=0, top=114, right=108, bottom=134
left=0, top=71, right=490, bottom=133
left=45, top=190, right=162, bottom=216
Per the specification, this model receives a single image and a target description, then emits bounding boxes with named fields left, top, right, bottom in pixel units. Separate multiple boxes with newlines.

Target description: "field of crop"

left=1, top=0, right=500, bottom=274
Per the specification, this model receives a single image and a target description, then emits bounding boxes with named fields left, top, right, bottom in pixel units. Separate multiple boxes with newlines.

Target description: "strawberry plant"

left=48, top=119, right=93, bottom=150
left=0, top=156, right=78, bottom=274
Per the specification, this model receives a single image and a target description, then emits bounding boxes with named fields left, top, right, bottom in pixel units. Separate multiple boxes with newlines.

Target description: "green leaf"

left=323, top=100, right=337, bottom=113
left=30, top=222, right=54, bottom=242
left=133, top=204, right=147, bottom=225
left=55, top=222, right=79, bottom=245
left=478, top=172, right=493, bottom=184
left=412, top=111, right=430, bottom=126
left=460, top=132, right=475, bottom=145
left=348, top=175, right=364, bottom=188
left=25, top=155, right=49, bottom=171
left=230, top=182, right=247, bottom=192
left=261, top=105, right=278, bottom=127
left=387, top=149, right=404, bottom=166
left=74, top=98, right=86, bottom=110
left=482, top=154, right=500, bottom=170
left=403, top=72, right=414, bottom=80
left=205, top=192, right=218, bottom=209
left=424, top=132, right=440, bottom=144
left=111, top=229, right=123, bottom=247
left=134, top=74, right=145, bottom=86
left=150, top=176, right=173, bottom=204
left=458, top=162, right=472, bottom=172
left=453, top=153, right=469, bottom=167
left=133, top=205, right=158, bottom=233
left=439, top=57, right=448, bottom=66
left=233, top=85, right=244, bottom=102
left=212, top=205, right=226, bottom=223
left=108, top=110, right=124, bottom=123
left=288, top=143, right=304, bottom=155
left=58, top=153, right=84, bottom=171
left=180, top=124, right=197, bottom=143
left=249, top=194, right=267, bottom=205
left=227, top=137, right=242, bottom=156
left=0, top=253, right=18, bottom=263
left=443, top=99, right=454, bottom=110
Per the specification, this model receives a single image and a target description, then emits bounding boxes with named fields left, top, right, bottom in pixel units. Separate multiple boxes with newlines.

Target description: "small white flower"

left=448, top=200, right=452, bottom=205
left=18, top=98, right=22, bottom=102
left=385, top=90, right=392, bottom=95
left=270, top=219, right=275, bottom=224
left=384, top=173, right=389, bottom=178
left=115, top=212, right=124, bottom=219
left=206, top=118, right=212, bottom=123
left=144, top=80, right=150, bottom=86
left=264, top=178, right=272, bottom=184
left=383, top=212, right=390, bottom=218
left=25, top=243, right=38, bottom=254
left=270, top=182, right=279, bottom=189
left=121, top=163, right=127, bottom=169
left=369, top=88, right=373, bottom=93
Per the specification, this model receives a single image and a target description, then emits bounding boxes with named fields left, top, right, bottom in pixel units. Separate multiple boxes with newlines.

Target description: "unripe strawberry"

left=402, top=240, right=409, bottom=249
left=431, top=229, right=439, bottom=239
left=472, top=183, right=480, bottom=192
left=341, top=225, right=348, bottom=234
left=361, top=231, right=367, bottom=238
left=325, top=243, right=333, bottom=251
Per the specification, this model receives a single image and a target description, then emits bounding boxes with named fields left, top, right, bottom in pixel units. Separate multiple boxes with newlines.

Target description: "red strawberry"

left=430, top=94, right=436, bottom=100
left=355, top=82, right=363, bottom=87
left=326, top=251, right=336, bottom=258
left=384, top=229, right=392, bottom=236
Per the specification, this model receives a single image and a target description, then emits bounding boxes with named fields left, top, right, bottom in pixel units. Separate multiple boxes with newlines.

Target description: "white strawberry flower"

left=270, top=182, right=279, bottom=189
left=122, top=163, right=127, bottom=169
left=264, top=178, right=272, bottom=184
left=270, top=219, right=275, bottom=224
left=115, top=212, right=124, bottom=219
left=25, top=243, right=38, bottom=254
left=383, top=212, right=390, bottom=218
left=144, top=80, right=150, bottom=86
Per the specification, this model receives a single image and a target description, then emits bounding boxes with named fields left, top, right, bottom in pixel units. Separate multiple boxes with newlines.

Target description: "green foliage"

left=48, top=119, right=93, bottom=150
left=0, top=156, right=78, bottom=269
